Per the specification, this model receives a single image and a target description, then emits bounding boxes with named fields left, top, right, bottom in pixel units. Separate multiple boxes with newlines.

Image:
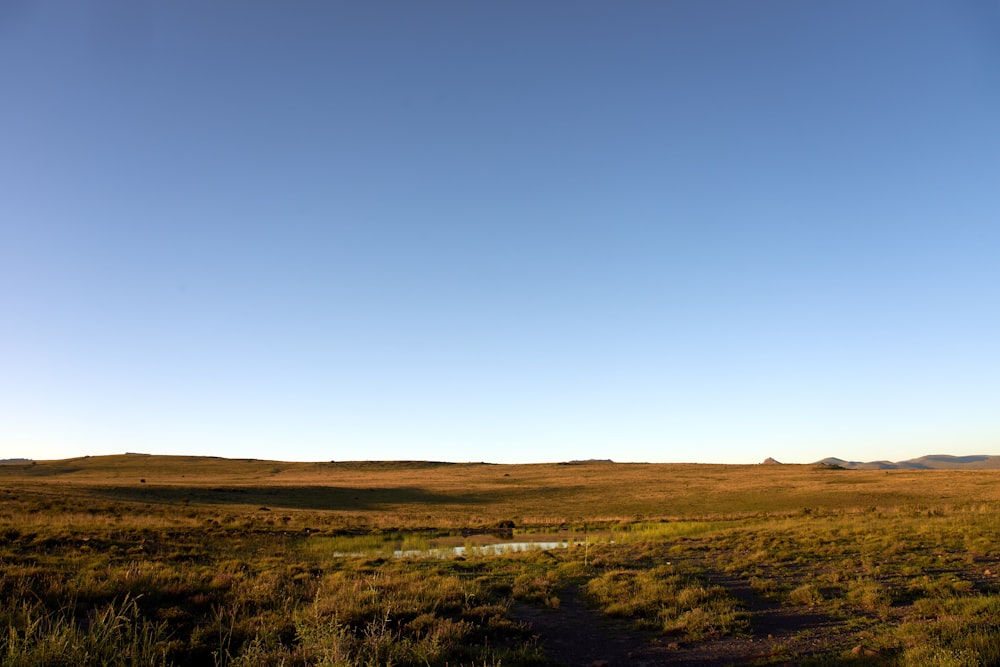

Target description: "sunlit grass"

left=584, top=561, right=748, bottom=640
left=611, top=519, right=734, bottom=542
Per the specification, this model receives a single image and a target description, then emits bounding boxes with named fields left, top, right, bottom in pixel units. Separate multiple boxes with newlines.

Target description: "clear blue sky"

left=2, top=1, right=998, bottom=464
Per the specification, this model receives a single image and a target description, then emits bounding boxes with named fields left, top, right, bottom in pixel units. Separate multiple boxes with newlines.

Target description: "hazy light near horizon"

left=1, top=2, right=998, bottom=465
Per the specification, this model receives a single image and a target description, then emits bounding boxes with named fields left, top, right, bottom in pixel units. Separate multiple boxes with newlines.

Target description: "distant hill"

left=816, top=455, right=1000, bottom=470
left=0, top=458, right=32, bottom=464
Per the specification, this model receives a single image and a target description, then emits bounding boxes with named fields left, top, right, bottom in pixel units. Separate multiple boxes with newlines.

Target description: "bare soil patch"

left=513, top=584, right=674, bottom=666
left=513, top=569, right=857, bottom=666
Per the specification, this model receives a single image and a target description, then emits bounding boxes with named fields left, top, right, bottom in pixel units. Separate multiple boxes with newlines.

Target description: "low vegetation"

left=2, top=455, right=1000, bottom=665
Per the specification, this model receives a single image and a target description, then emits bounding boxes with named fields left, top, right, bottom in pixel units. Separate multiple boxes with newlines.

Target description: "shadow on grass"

left=77, top=485, right=495, bottom=511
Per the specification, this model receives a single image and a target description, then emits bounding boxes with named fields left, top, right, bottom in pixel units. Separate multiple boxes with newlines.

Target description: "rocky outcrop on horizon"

left=816, top=454, right=1000, bottom=470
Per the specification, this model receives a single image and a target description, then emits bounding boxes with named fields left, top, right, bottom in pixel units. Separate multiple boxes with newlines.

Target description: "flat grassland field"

left=3, top=455, right=1000, bottom=666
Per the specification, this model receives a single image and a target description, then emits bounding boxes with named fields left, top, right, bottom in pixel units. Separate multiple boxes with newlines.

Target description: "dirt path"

left=512, top=571, right=856, bottom=666
left=513, top=584, right=675, bottom=666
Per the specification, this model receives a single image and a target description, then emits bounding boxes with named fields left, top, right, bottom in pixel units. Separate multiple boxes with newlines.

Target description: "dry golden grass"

left=5, top=455, right=1000, bottom=665
left=4, top=454, right=1000, bottom=529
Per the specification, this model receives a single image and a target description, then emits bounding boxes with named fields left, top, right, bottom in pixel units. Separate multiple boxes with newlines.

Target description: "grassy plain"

left=3, top=455, right=1000, bottom=665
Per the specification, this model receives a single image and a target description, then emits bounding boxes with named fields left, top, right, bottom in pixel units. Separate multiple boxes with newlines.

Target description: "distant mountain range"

left=815, top=455, right=1000, bottom=470
left=4, top=454, right=999, bottom=470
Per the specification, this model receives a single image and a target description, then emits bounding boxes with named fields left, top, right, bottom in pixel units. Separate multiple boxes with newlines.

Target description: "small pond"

left=393, top=540, right=576, bottom=558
